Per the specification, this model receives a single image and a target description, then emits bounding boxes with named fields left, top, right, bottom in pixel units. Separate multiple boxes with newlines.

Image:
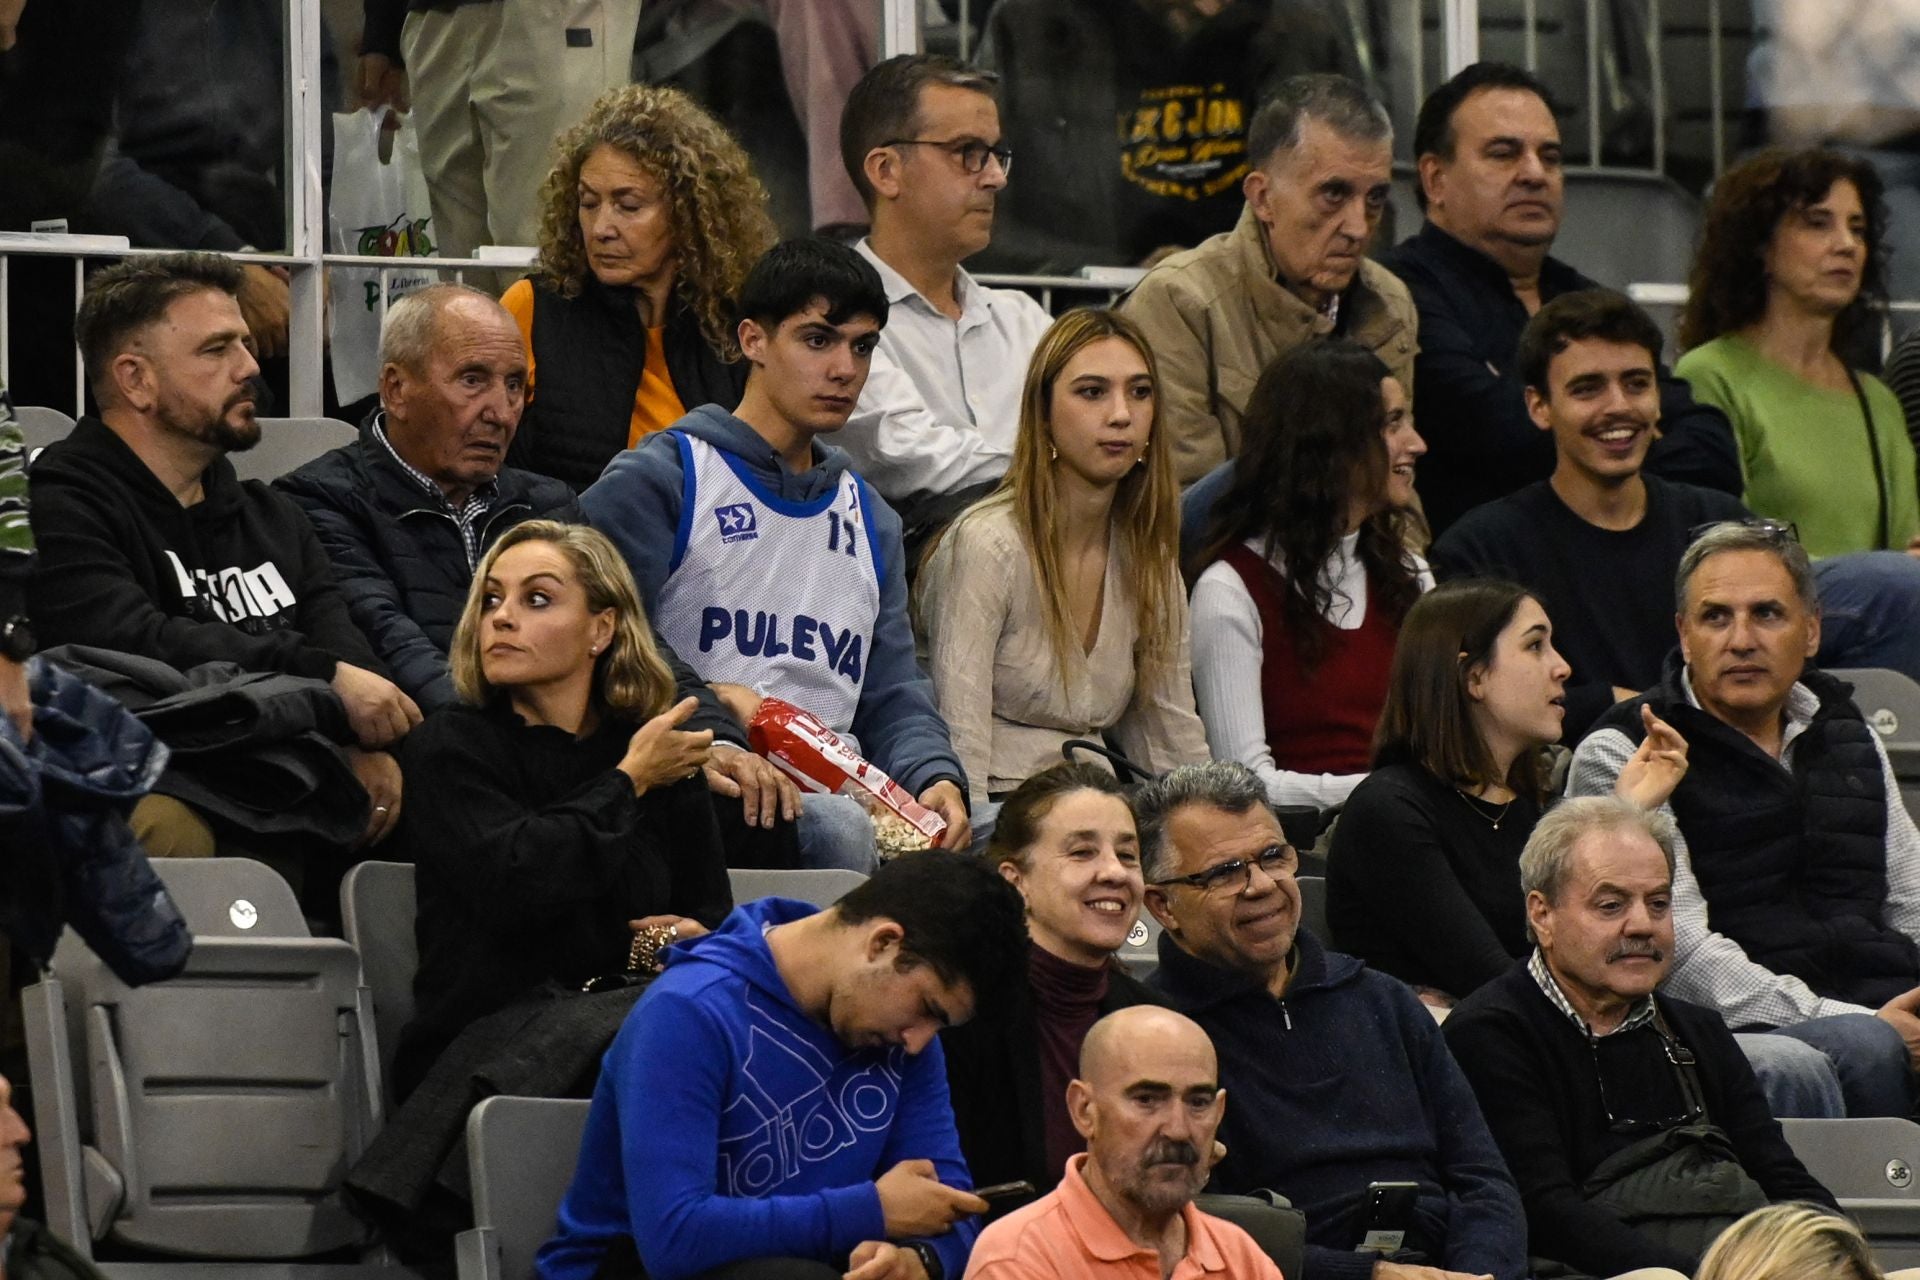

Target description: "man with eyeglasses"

left=1123, top=73, right=1417, bottom=486
left=1445, top=795, right=1834, bottom=1280
left=1136, top=761, right=1527, bottom=1280
left=1570, top=520, right=1920, bottom=1120
left=836, top=54, right=1053, bottom=564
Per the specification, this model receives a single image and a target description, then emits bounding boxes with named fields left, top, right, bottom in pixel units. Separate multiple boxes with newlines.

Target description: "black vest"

left=508, top=278, right=747, bottom=491
left=1596, top=659, right=1916, bottom=1010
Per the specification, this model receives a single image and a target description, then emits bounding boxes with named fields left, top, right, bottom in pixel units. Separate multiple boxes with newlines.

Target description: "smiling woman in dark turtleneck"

left=939, top=763, right=1166, bottom=1216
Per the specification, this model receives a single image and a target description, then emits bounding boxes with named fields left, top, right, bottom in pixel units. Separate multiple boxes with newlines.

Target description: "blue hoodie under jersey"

left=535, top=897, right=980, bottom=1280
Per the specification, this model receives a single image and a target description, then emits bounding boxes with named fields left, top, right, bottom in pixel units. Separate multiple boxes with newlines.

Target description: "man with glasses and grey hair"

left=1444, top=795, right=1833, bottom=1280
left=1122, top=73, right=1417, bottom=486
left=1138, top=759, right=1527, bottom=1280
left=1570, top=520, right=1920, bottom=1119
left=836, top=53, right=1052, bottom=560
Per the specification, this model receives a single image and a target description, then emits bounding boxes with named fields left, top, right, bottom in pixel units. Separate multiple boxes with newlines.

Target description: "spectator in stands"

left=346, top=521, right=736, bottom=1243
left=536, top=851, right=1029, bottom=1280
left=1185, top=341, right=1430, bottom=810
left=359, top=0, right=639, bottom=264
left=1, top=1070, right=110, bottom=1278
left=278, top=285, right=568, bottom=711
left=976, top=0, right=1363, bottom=274
left=1431, top=291, right=1750, bottom=736
left=1139, top=759, right=1530, bottom=1280
left=1124, top=73, right=1416, bottom=486
left=28, top=252, right=415, bottom=854
left=582, top=238, right=973, bottom=858
left=1570, top=520, right=1920, bottom=1119
left=502, top=84, right=778, bottom=491
left=1445, top=796, right=1834, bottom=1278
left=1379, top=61, right=1740, bottom=534
left=1329, top=580, right=1689, bottom=1005
left=917, top=309, right=1206, bottom=804
left=943, top=765, right=1165, bottom=1214
left=836, top=54, right=1053, bottom=554
left=963, top=1005, right=1285, bottom=1280
left=1677, top=147, right=1920, bottom=559
left=1697, top=1203, right=1886, bottom=1280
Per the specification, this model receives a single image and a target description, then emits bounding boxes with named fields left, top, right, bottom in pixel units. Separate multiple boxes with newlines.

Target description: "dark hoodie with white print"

left=27, top=416, right=383, bottom=683
left=539, top=897, right=980, bottom=1280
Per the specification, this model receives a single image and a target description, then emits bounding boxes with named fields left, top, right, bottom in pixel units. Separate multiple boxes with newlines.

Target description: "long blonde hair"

left=451, top=521, right=676, bottom=720
left=1696, top=1204, right=1883, bottom=1280
left=926, top=309, right=1181, bottom=683
left=531, top=84, right=778, bottom=357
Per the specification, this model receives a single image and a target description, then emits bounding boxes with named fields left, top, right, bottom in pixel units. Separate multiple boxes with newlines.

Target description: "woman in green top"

left=1677, top=148, right=1920, bottom=559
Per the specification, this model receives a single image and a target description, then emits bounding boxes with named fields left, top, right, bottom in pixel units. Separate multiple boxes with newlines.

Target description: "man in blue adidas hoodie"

left=581, top=238, right=971, bottom=855
left=1137, top=762, right=1528, bottom=1280
left=537, top=850, right=1029, bottom=1280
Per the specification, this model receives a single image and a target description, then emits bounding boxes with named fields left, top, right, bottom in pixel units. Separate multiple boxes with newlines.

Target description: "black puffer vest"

left=508, top=278, right=747, bottom=491
left=1596, top=655, right=1917, bottom=1010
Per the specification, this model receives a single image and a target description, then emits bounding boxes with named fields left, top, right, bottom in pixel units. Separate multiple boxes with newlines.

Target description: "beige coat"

left=1121, top=203, right=1419, bottom=484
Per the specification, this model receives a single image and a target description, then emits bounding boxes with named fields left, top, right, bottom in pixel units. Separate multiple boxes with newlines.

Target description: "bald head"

left=1079, top=1006, right=1217, bottom=1083
left=1069, top=1006, right=1224, bottom=1222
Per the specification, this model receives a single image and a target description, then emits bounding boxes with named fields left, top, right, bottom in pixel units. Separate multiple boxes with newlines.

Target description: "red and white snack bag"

left=747, top=697, right=948, bottom=856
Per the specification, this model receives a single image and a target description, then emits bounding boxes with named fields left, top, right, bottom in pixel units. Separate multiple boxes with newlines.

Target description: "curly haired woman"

left=503, top=85, right=779, bottom=491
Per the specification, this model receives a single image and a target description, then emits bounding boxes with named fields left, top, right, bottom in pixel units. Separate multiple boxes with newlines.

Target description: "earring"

left=1049, top=445, right=1058, bottom=461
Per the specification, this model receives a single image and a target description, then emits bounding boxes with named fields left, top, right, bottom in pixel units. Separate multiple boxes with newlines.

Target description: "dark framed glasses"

left=1151, top=844, right=1298, bottom=895
left=883, top=137, right=1014, bottom=176
left=1686, top=517, right=1798, bottom=546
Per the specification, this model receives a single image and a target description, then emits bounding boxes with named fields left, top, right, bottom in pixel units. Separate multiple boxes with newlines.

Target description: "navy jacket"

left=1379, top=221, right=1741, bottom=534
left=1151, top=926, right=1528, bottom=1280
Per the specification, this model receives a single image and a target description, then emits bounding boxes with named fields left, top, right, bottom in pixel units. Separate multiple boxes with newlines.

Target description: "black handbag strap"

left=1650, top=1002, right=1710, bottom=1124
left=1847, top=367, right=1894, bottom=550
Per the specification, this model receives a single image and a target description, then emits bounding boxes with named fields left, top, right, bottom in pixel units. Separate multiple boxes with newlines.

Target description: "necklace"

left=1453, top=786, right=1515, bottom=830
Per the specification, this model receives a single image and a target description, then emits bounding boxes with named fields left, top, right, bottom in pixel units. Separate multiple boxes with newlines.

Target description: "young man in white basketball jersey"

left=582, top=239, right=973, bottom=856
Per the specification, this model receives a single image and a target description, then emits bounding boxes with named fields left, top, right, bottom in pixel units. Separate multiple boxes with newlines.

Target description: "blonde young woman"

left=1697, top=1204, right=1890, bottom=1280
left=387, top=521, right=732, bottom=1102
left=503, top=85, right=779, bottom=490
left=916, top=308, right=1209, bottom=807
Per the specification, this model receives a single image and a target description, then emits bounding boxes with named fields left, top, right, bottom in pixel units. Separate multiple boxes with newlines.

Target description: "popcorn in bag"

left=747, top=697, right=947, bottom=858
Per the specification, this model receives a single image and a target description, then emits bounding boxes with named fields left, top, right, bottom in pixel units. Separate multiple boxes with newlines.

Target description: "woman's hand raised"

left=618, top=697, right=715, bottom=796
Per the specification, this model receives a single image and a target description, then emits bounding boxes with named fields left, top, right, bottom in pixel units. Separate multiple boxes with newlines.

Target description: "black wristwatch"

left=906, top=1242, right=944, bottom=1280
left=0, top=615, right=35, bottom=662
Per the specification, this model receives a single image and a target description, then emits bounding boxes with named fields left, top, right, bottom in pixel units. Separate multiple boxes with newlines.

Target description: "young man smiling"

left=583, top=239, right=974, bottom=857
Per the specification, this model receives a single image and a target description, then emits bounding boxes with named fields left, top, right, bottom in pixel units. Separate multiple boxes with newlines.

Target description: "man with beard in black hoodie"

left=27, top=252, right=418, bottom=853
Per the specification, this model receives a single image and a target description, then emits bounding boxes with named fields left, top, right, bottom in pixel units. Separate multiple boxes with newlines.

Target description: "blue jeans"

left=1815, top=553, right=1920, bottom=682
left=1735, top=1013, right=1912, bottom=1118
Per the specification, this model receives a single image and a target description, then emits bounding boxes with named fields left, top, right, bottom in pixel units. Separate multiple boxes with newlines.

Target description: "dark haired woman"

left=1328, top=580, right=1687, bottom=1005
left=1677, top=147, right=1920, bottom=559
left=940, top=764, right=1163, bottom=1216
left=1187, top=341, right=1429, bottom=810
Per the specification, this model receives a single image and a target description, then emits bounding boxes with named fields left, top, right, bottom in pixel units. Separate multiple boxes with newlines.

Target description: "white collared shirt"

left=841, top=238, right=1053, bottom=504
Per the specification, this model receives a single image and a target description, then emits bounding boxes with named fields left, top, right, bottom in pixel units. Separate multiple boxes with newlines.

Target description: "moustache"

left=1608, top=940, right=1665, bottom=963
left=1142, top=1139, right=1200, bottom=1169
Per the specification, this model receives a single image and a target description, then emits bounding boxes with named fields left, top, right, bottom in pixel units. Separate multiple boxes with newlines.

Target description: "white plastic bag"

left=328, top=107, right=436, bottom=405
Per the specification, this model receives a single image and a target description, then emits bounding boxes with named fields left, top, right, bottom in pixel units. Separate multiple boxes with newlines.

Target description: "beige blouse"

left=918, top=502, right=1211, bottom=808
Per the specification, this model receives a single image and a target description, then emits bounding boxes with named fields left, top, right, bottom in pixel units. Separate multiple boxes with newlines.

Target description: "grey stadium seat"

left=151, top=855, right=310, bottom=937
left=1781, top=1117, right=1920, bottom=1269
left=727, top=866, right=868, bottom=908
left=14, top=403, right=76, bottom=454
left=1296, top=875, right=1329, bottom=944
left=229, top=417, right=359, bottom=484
left=454, top=1096, right=591, bottom=1280
left=1116, top=911, right=1162, bottom=982
left=1834, top=668, right=1920, bottom=818
left=340, top=860, right=420, bottom=1104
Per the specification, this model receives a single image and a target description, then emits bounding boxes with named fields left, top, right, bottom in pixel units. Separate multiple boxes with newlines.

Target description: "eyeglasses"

left=884, top=137, right=1014, bottom=177
left=1592, top=1027, right=1706, bottom=1135
left=1151, top=844, right=1298, bottom=895
left=1686, top=517, right=1799, bottom=546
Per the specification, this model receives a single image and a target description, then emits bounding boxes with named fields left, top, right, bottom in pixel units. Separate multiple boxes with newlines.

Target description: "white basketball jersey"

left=655, top=433, right=883, bottom=735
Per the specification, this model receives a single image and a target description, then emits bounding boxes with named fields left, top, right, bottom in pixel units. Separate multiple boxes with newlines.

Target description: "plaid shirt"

left=372, top=415, right=497, bottom=571
left=1528, top=948, right=1657, bottom=1039
left=1569, top=674, right=1920, bottom=1029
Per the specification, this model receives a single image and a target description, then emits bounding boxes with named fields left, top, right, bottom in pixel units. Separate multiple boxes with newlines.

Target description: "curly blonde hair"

left=451, top=521, right=677, bottom=722
left=532, top=84, right=778, bottom=357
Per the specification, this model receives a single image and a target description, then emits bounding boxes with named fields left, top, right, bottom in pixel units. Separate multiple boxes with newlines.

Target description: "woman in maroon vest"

left=1187, top=340, right=1429, bottom=811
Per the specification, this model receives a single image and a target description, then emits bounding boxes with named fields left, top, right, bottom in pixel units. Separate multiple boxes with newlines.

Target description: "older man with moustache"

left=1137, top=760, right=1526, bottom=1280
left=1444, top=796, right=1834, bottom=1279
left=964, top=1006, right=1284, bottom=1280
left=1122, top=73, right=1417, bottom=486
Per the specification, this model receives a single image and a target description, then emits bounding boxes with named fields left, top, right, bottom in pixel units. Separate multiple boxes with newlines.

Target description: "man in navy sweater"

left=1137, top=761, right=1527, bottom=1280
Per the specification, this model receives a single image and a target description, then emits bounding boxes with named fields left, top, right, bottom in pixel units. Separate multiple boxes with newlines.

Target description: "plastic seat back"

left=14, top=404, right=77, bottom=454
left=151, top=856, right=309, bottom=937
left=1117, top=912, right=1162, bottom=982
left=230, top=417, right=359, bottom=484
left=727, top=867, right=868, bottom=909
left=454, top=1097, right=591, bottom=1280
left=1781, top=1117, right=1920, bottom=1267
left=340, top=860, right=419, bottom=1100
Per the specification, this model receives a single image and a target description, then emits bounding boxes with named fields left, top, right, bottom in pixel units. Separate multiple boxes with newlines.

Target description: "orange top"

left=964, top=1154, right=1286, bottom=1280
left=499, top=279, right=686, bottom=450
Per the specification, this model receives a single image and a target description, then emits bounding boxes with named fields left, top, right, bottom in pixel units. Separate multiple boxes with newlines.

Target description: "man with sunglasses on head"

left=1570, top=520, right=1920, bottom=1120
left=836, top=54, right=1052, bottom=564
left=1136, top=761, right=1527, bottom=1280
left=1444, top=796, right=1833, bottom=1280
